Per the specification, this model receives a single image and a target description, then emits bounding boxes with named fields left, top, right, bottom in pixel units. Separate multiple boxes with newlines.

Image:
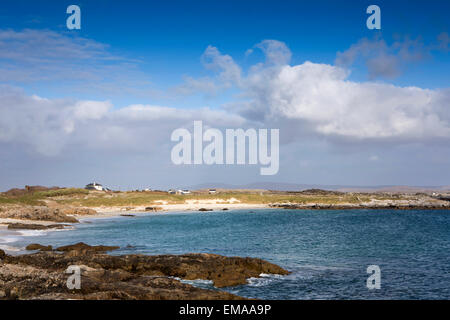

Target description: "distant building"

left=168, top=189, right=176, bottom=194
left=208, top=189, right=217, bottom=194
left=85, top=182, right=108, bottom=191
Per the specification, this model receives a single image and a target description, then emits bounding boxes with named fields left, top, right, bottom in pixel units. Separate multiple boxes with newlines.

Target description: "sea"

left=1, top=208, right=449, bottom=299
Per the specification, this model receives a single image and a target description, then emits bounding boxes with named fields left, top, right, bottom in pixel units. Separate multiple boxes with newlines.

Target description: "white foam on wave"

left=246, top=277, right=273, bottom=287
left=259, top=273, right=284, bottom=278
left=0, top=235, right=21, bottom=244
left=246, top=273, right=286, bottom=287
left=0, top=244, right=23, bottom=252
left=179, top=279, right=214, bottom=286
left=17, top=230, right=47, bottom=237
left=16, top=230, right=48, bottom=237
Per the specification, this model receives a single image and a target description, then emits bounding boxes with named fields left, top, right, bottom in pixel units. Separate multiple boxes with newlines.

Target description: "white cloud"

left=254, top=40, right=292, bottom=66
left=73, top=100, right=112, bottom=120
left=335, top=36, right=428, bottom=79
left=0, top=86, right=245, bottom=156
left=0, top=36, right=449, bottom=160
left=201, top=45, right=242, bottom=85
left=239, top=61, right=450, bottom=140
left=175, top=40, right=450, bottom=142
left=0, top=29, right=155, bottom=97
left=175, top=45, right=242, bottom=95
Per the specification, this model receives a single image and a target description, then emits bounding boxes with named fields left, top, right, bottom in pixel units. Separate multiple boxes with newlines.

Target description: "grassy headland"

left=1, top=186, right=448, bottom=210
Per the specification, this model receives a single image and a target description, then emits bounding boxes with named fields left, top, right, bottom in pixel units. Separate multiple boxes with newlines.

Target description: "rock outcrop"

left=0, top=245, right=289, bottom=299
left=145, top=207, right=163, bottom=212
left=56, top=242, right=119, bottom=253
left=60, top=208, right=97, bottom=216
left=25, top=244, right=53, bottom=251
left=0, top=206, right=79, bottom=223
left=7, top=223, right=70, bottom=230
left=269, top=202, right=450, bottom=210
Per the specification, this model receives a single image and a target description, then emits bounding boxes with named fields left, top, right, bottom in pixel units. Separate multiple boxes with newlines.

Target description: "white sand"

left=88, top=200, right=268, bottom=218
left=0, top=200, right=268, bottom=252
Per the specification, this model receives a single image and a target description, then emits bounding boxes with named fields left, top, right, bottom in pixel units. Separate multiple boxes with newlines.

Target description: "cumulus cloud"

left=0, top=86, right=245, bottom=156
left=239, top=61, right=450, bottom=140
left=335, top=36, right=429, bottom=79
left=175, top=45, right=242, bottom=96
left=201, top=45, right=242, bottom=85
left=1, top=36, right=449, bottom=160
left=254, top=40, right=292, bottom=66
left=181, top=39, right=450, bottom=142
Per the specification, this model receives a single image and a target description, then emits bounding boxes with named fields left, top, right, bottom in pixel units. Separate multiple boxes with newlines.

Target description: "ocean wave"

left=179, top=279, right=214, bottom=286
left=246, top=273, right=286, bottom=287
left=0, top=235, right=21, bottom=244
left=16, top=230, right=48, bottom=237
left=0, top=244, right=23, bottom=252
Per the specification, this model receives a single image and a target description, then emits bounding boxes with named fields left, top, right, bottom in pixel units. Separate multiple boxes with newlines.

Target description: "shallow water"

left=5, top=209, right=450, bottom=299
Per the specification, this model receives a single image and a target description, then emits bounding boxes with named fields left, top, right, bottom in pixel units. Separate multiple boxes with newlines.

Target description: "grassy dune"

left=0, top=188, right=415, bottom=208
left=0, top=188, right=88, bottom=206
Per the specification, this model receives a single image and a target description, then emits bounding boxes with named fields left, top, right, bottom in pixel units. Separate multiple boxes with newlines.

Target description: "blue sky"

left=0, top=0, right=449, bottom=190
left=4, top=0, right=449, bottom=92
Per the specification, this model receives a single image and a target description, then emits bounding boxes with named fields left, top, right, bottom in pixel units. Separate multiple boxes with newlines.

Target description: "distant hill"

left=187, top=182, right=450, bottom=193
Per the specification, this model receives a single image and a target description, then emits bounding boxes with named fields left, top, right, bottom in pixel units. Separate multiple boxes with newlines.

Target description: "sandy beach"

left=0, top=200, right=268, bottom=253
left=89, top=200, right=268, bottom=217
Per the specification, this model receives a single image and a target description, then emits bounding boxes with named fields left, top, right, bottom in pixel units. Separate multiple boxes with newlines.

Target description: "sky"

left=0, top=0, right=449, bottom=191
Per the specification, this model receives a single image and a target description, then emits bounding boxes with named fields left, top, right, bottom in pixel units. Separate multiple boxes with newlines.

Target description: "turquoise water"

left=7, top=209, right=450, bottom=299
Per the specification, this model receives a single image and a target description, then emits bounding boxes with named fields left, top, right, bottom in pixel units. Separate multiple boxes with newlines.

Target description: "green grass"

left=0, top=194, right=45, bottom=206
left=0, top=188, right=88, bottom=206
left=0, top=188, right=413, bottom=208
left=34, top=188, right=89, bottom=198
left=52, top=191, right=408, bottom=207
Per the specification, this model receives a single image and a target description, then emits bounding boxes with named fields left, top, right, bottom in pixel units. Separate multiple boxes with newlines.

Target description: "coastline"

left=2, top=200, right=449, bottom=254
left=0, top=203, right=269, bottom=253
left=0, top=204, right=290, bottom=300
left=88, top=202, right=269, bottom=217
left=2, top=203, right=450, bottom=300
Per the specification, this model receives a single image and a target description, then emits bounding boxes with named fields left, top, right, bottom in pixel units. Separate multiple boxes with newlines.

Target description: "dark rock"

left=222, top=208, right=229, bottom=211
left=0, top=249, right=5, bottom=259
left=25, top=244, right=53, bottom=251
left=7, top=223, right=69, bottom=230
left=120, top=214, right=135, bottom=217
left=269, top=203, right=450, bottom=210
left=1, top=246, right=288, bottom=299
left=1, top=206, right=79, bottom=223
left=145, top=207, right=162, bottom=212
left=56, top=242, right=119, bottom=253
left=198, top=208, right=213, bottom=212
left=61, top=208, right=97, bottom=216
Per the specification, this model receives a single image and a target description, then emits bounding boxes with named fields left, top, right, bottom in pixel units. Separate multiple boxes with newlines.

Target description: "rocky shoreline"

left=269, top=203, right=450, bottom=210
left=0, top=205, right=97, bottom=223
left=0, top=242, right=289, bottom=300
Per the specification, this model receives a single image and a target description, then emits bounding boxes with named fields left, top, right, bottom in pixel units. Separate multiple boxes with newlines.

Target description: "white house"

left=85, top=182, right=107, bottom=191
